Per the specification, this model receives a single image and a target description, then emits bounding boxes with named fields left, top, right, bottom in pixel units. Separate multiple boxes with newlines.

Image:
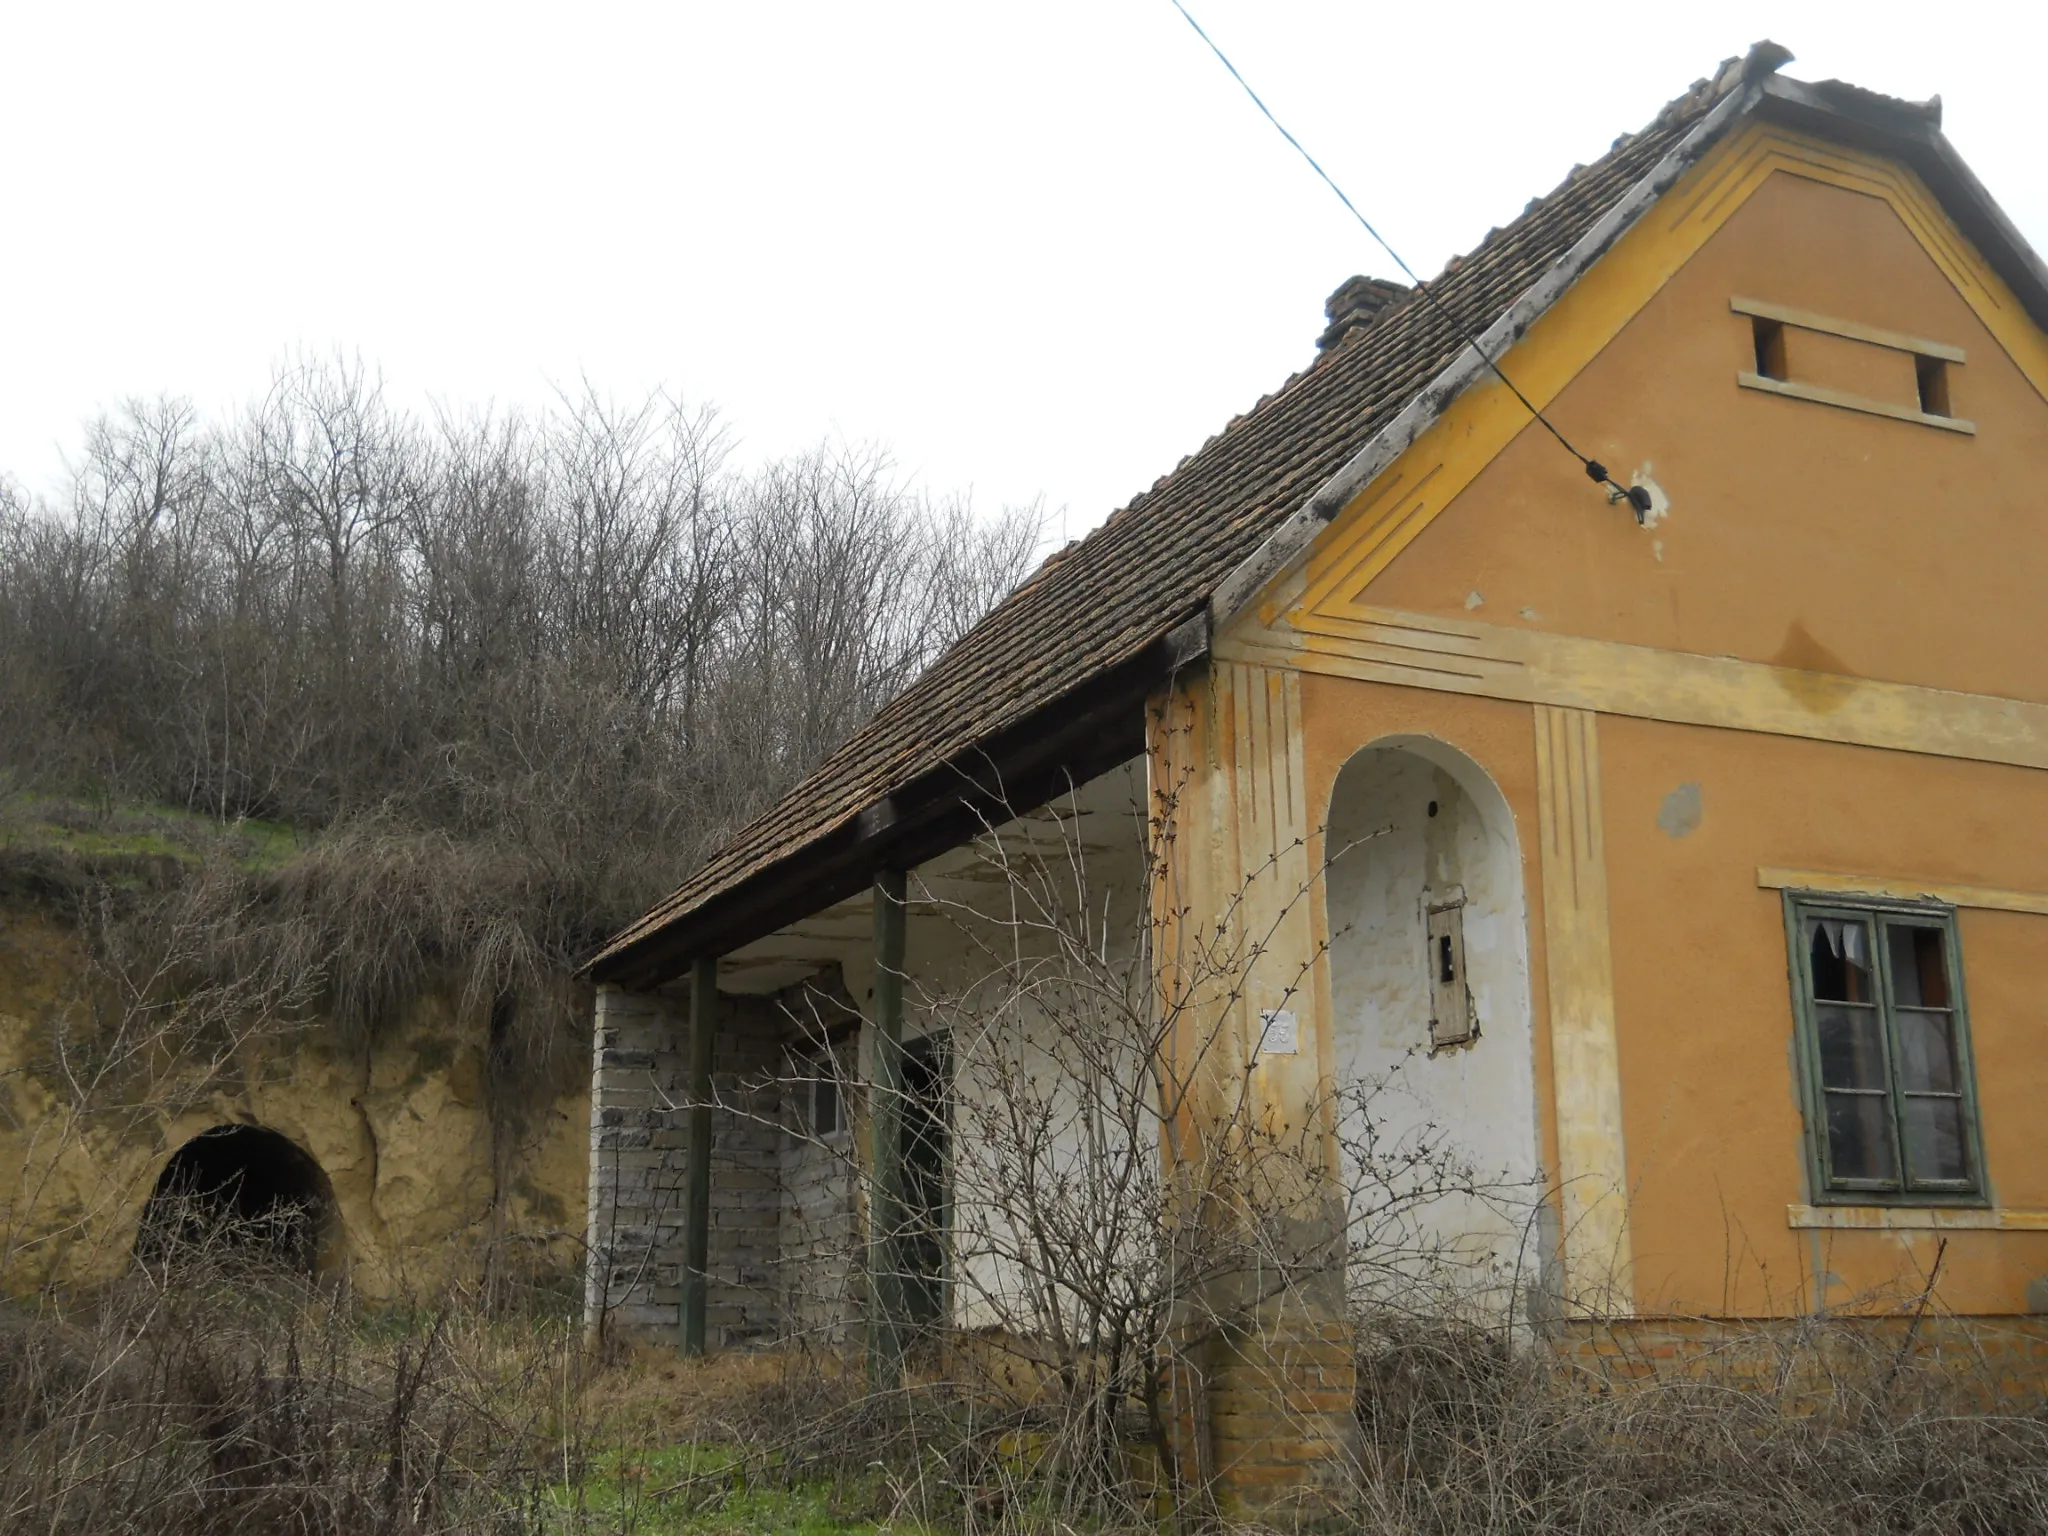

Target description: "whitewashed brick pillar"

left=584, top=983, right=689, bottom=1344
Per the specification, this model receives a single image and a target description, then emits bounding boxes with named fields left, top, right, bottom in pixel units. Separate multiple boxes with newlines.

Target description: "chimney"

left=1316, top=275, right=1410, bottom=354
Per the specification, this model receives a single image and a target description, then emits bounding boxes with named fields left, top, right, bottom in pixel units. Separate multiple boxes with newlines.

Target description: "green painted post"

left=681, top=956, right=716, bottom=1355
left=868, top=868, right=908, bottom=1392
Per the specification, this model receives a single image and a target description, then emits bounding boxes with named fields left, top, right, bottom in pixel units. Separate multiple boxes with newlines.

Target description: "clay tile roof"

left=587, top=44, right=1930, bottom=985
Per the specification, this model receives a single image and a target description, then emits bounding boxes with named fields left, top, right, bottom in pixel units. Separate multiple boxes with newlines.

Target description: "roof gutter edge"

left=1207, top=70, right=1772, bottom=637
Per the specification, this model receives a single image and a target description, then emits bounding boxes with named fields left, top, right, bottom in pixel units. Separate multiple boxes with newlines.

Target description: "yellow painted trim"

left=1788, top=1203, right=2048, bottom=1232
left=1736, top=371, right=1976, bottom=434
left=1757, top=868, right=2048, bottom=915
left=1730, top=295, right=1967, bottom=362
left=1288, top=121, right=2048, bottom=626
left=1534, top=705, right=1634, bottom=1311
left=1217, top=662, right=1325, bottom=1101
left=1216, top=604, right=2048, bottom=774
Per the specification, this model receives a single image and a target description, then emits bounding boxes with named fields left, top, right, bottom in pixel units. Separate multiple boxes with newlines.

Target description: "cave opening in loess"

left=137, top=1125, right=336, bottom=1274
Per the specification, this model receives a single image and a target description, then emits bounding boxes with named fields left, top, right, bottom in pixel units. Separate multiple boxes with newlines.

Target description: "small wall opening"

left=1916, top=354, right=1952, bottom=417
left=137, top=1125, right=336, bottom=1274
left=1752, top=315, right=1788, bottom=380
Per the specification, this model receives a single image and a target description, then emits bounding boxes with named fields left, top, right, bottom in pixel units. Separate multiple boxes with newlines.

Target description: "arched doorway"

left=1325, top=736, right=1543, bottom=1317
left=136, top=1125, right=337, bottom=1274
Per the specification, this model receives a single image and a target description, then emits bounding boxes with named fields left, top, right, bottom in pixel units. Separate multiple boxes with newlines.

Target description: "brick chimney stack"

left=1316, top=275, right=1410, bottom=354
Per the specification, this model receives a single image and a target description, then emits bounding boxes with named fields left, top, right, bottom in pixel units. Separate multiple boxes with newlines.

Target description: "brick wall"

left=1201, top=1304, right=1357, bottom=1510
left=584, top=983, right=789, bottom=1347
left=707, top=1005, right=784, bottom=1348
left=779, top=1045, right=861, bottom=1346
left=1553, top=1313, right=2048, bottom=1403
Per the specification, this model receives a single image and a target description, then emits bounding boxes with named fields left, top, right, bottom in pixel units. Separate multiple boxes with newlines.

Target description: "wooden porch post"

left=868, top=868, right=909, bottom=1391
left=681, top=955, right=716, bottom=1355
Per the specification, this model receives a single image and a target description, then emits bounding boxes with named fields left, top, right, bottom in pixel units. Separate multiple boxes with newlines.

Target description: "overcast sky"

left=4, top=3, right=2042, bottom=537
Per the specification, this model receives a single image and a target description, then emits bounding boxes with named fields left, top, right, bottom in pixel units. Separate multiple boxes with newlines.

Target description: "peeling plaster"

left=1657, top=782, right=1704, bottom=838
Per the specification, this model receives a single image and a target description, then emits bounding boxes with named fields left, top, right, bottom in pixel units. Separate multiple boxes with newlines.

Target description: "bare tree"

left=0, top=362, right=1045, bottom=1283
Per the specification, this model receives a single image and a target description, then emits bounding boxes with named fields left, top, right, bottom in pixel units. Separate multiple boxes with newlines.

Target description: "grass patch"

left=0, top=790, right=307, bottom=915
left=0, top=791, right=302, bottom=872
left=546, top=1446, right=894, bottom=1536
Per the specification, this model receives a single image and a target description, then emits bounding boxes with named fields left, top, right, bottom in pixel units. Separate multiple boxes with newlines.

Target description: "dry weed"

left=0, top=1229, right=586, bottom=1534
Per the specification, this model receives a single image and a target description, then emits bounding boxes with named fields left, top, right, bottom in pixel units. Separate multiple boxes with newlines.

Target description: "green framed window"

left=1785, top=893, right=1985, bottom=1202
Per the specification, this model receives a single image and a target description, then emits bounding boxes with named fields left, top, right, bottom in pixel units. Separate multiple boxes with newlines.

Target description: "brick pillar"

left=1203, top=1289, right=1357, bottom=1507
left=1148, top=668, right=1359, bottom=1510
left=585, top=983, right=690, bottom=1344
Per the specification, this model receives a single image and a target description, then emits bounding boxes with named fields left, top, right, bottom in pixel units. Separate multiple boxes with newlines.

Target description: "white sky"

left=3, top=2, right=2043, bottom=537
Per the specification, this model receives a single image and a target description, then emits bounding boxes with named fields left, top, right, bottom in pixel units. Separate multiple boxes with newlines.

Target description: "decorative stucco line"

left=1219, top=605, right=2048, bottom=776
left=1222, top=663, right=1322, bottom=1110
left=1533, top=705, right=1635, bottom=1312
left=1757, top=868, right=2048, bottom=914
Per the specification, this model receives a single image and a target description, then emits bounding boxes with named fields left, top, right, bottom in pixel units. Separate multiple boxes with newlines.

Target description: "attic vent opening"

left=1731, top=296, right=1974, bottom=434
left=1752, top=316, right=1788, bottom=381
left=1916, top=355, right=1952, bottom=417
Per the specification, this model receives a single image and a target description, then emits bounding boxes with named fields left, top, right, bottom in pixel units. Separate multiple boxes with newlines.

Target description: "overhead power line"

left=1166, top=0, right=1652, bottom=518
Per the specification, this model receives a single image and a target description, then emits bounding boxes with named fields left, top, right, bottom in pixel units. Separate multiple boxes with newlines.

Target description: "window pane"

left=1895, top=1009, right=1959, bottom=1094
left=1901, top=1095, right=1969, bottom=1184
left=1816, top=1004, right=1887, bottom=1089
left=1887, top=925, right=1951, bottom=1008
left=1808, top=918, right=1876, bottom=1002
left=1825, top=1092, right=1898, bottom=1184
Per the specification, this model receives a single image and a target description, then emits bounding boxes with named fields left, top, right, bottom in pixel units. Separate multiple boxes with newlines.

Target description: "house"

left=580, top=42, right=2048, bottom=1498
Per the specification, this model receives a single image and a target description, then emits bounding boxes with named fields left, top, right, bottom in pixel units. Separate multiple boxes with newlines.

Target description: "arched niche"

left=136, top=1124, right=340, bottom=1275
left=1324, top=735, right=1544, bottom=1316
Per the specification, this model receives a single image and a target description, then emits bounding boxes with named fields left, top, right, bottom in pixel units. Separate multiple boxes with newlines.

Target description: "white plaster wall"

left=822, top=763, right=1156, bottom=1334
left=1325, top=737, right=1545, bottom=1318
left=911, top=773, right=1154, bottom=1334
left=777, top=1039, right=860, bottom=1344
left=932, top=940, right=1156, bottom=1334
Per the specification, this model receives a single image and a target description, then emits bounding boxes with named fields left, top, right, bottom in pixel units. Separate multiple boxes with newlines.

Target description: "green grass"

left=545, top=1446, right=896, bottom=1536
left=0, top=791, right=304, bottom=875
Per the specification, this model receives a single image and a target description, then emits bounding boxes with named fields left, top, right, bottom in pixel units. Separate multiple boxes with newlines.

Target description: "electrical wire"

left=1166, top=0, right=1651, bottom=517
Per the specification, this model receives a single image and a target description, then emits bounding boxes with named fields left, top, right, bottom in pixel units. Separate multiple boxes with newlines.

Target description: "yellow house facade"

left=1207, top=103, right=2048, bottom=1323
left=583, top=44, right=2048, bottom=1498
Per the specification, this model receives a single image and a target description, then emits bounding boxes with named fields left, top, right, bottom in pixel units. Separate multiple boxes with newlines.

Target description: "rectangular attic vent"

left=1730, top=296, right=1974, bottom=435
